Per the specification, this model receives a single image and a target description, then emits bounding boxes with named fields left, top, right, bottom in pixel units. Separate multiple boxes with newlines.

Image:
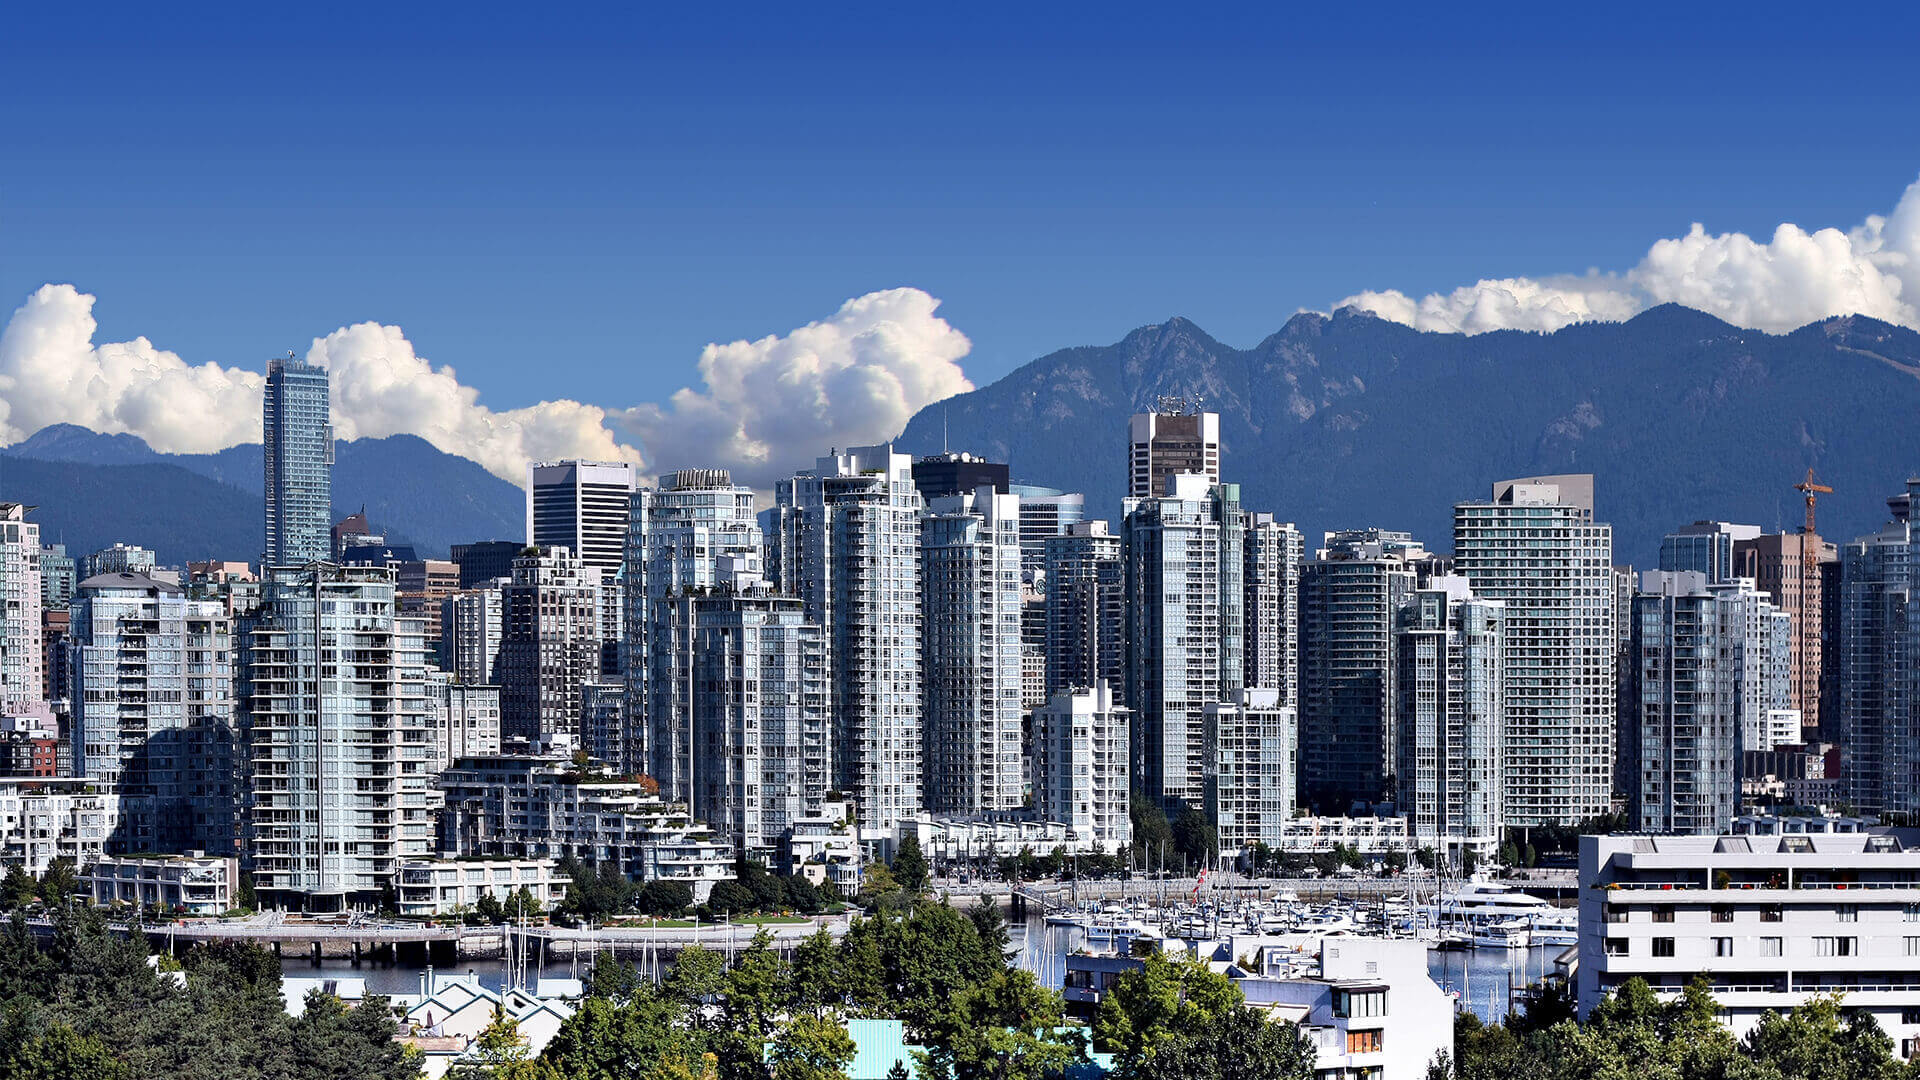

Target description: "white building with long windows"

left=1035, top=681, right=1132, bottom=854
left=1579, top=829, right=1920, bottom=1042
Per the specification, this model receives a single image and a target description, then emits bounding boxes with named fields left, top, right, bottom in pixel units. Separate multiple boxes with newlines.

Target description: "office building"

left=1123, top=473, right=1244, bottom=811
left=450, top=541, right=523, bottom=589
left=0, top=505, right=44, bottom=714
left=241, top=564, right=433, bottom=908
left=1034, top=681, right=1132, bottom=854
left=498, top=546, right=602, bottom=745
left=1299, top=529, right=1432, bottom=811
left=1204, top=688, right=1297, bottom=861
left=910, top=451, right=1009, bottom=500
left=627, top=468, right=764, bottom=782
left=1660, top=521, right=1761, bottom=583
left=69, top=572, right=238, bottom=854
left=330, top=509, right=380, bottom=561
left=921, top=488, right=1025, bottom=816
left=1454, top=475, right=1616, bottom=828
left=1009, top=486, right=1087, bottom=579
left=38, top=545, right=75, bottom=610
left=1579, top=826, right=1920, bottom=1041
left=1735, top=531, right=1834, bottom=736
left=1043, top=521, right=1124, bottom=696
left=771, top=445, right=924, bottom=839
left=262, top=355, right=333, bottom=568
left=526, top=460, right=634, bottom=575
left=1243, top=513, right=1303, bottom=706
left=1395, top=577, right=1505, bottom=864
left=1128, top=406, right=1221, bottom=500
left=397, top=558, right=459, bottom=659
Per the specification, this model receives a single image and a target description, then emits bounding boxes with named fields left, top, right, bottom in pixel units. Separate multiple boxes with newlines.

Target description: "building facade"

left=1034, top=681, right=1132, bottom=854
left=0, top=777, right=120, bottom=875
left=1243, top=513, right=1303, bottom=707
left=1127, top=408, right=1221, bottom=500
left=262, top=355, right=333, bottom=568
left=1043, top=521, right=1124, bottom=697
left=1395, top=578, right=1505, bottom=863
left=498, top=547, right=602, bottom=745
left=0, top=504, right=44, bottom=714
left=1204, top=688, right=1297, bottom=861
left=1453, top=476, right=1616, bottom=828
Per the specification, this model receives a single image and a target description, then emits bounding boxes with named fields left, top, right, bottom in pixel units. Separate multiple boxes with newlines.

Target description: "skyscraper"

left=1043, top=521, right=1124, bottom=695
left=1395, top=578, right=1505, bottom=864
left=1243, top=513, right=1303, bottom=705
left=0, top=505, right=44, bottom=714
left=1659, top=521, right=1760, bottom=583
left=70, top=571, right=238, bottom=853
left=1735, top=531, right=1834, bottom=737
left=1128, top=407, right=1221, bottom=500
left=1204, top=688, right=1297, bottom=861
left=773, top=445, right=924, bottom=839
left=909, top=452, right=1009, bottom=501
left=1299, top=529, right=1432, bottom=811
left=1035, top=682, right=1132, bottom=853
left=38, top=544, right=75, bottom=611
left=498, top=546, right=603, bottom=745
left=241, top=564, right=431, bottom=908
left=627, top=468, right=764, bottom=784
left=263, top=355, right=333, bottom=568
left=526, top=461, right=637, bottom=574
left=1453, top=475, right=1615, bottom=828
left=921, top=487, right=1025, bottom=816
left=1839, top=481, right=1920, bottom=816
left=1010, top=486, right=1088, bottom=579
left=1123, top=473, right=1244, bottom=811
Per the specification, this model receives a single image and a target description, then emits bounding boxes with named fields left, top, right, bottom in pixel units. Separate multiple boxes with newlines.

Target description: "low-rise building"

left=893, top=813, right=1105, bottom=862
left=85, top=851, right=239, bottom=914
left=783, top=798, right=861, bottom=891
left=1236, top=938, right=1454, bottom=1080
left=0, top=777, right=119, bottom=875
left=1274, top=815, right=1414, bottom=855
left=1579, top=829, right=1920, bottom=1041
left=435, top=752, right=734, bottom=901
left=395, top=857, right=566, bottom=917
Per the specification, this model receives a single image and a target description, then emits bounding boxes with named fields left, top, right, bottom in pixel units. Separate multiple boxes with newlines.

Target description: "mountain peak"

left=11, top=424, right=161, bottom=465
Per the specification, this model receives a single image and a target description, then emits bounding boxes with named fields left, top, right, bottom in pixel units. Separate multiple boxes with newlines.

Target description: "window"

left=1652, top=937, right=1676, bottom=958
left=1838, top=904, right=1860, bottom=923
left=1714, top=937, right=1734, bottom=957
left=1712, top=906, right=1734, bottom=923
left=1605, top=937, right=1629, bottom=957
left=1333, top=989, right=1387, bottom=1019
left=1762, top=906, right=1784, bottom=923
left=1604, top=906, right=1629, bottom=924
left=1903, top=1009, right=1920, bottom=1026
left=1653, top=908, right=1675, bottom=923
left=1346, top=1030, right=1384, bottom=1054
left=1814, top=937, right=1857, bottom=957
left=1905, top=904, right=1920, bottom=924
left=1759, top=937, right=1783, bottom=957
left=1907, top=937, right=1920, bottom=957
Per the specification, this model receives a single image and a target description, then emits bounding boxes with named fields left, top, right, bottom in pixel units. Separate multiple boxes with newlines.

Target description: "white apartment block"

left=922, top=488, right=1025, bottom=816
left=86, top=852, right=240, bottom=914
left=69, top=571, right=238, bottom=854
left=0, top=777, right=119, bottom=875
left=441, top=586, right=503, bottom=685
left=1395, top=577, right=1505, bottom=863
left=1580, top=828, right=1920, bottom=1043
left=427, top=675, right=502, bottom=773
left=1204, top=688, right=1296, bottom=860
left=498, top=546, right=602, bottom=745
left=434, top=753, right=734, bottom=901
left=1035, top=681, right=1132, bottom=854
left=1123, top=473, right=1244, bottom=811
left=1243, top=513, right=1303, bottom=708
left=396, top=857, right=567, bottom=917
left=1453, top=475, right=1615, bottom=827
left=772, top=445, right=924, bottom=842
left=242, top=564, right=434, bottom=909
left=0, top=504, right=45, bottom=714
left=1236, top=938, right=1454, bottom=1080
left=1043, top=521, right=1124, bottom=697
left=627, top=469, right=764, bottom=786
left=1273, top=815, right=1414, bottom=855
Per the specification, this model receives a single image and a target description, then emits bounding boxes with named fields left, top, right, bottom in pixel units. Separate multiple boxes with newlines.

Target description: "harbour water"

left=282, top=913, right=1557, bottom=1025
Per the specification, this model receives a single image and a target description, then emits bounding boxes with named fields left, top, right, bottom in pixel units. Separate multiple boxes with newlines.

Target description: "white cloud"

left=1336, top=174, right=1920, bottom=335
left=0, top=283, right=974, bottom=490
left=614, top=287, right=973, bottom=488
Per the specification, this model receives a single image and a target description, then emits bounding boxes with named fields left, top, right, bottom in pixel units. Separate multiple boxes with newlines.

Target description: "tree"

left=637, top=880, right=695, bottom=917
left=893, top=836, right=930, bottom=894
left=38, top=859, right=79, bottom=908
left=789, top=927, right=840, bottom=1014
left=1743, top=994, right=1902, bottom=1080
left=1170, top=808, right=1215, bottom=870
left=476, top=892, right=507, bottom=925
left=1130, top=791, right=1173, bottom=866
left=3, top=865, right=39, bottom=909
left=0, top=1020, right=128, bottom=1080
left=560, top=857, right=636, bottom=922
left=707, top=880, right=757, bottom=915
left=917, top=969, right=1084, bottom=1080
left=768, top=1014, right=856, bottom=1080
left=665, top=944, right=728, bottom=1028
left=1123, top=1005, right=1313, bottom=1080
left=586, top=950, right=644, bottom=1004
left=449, top=1010, right=532, bottom=1079
left=1093, top=951, right=1244, bottom=1068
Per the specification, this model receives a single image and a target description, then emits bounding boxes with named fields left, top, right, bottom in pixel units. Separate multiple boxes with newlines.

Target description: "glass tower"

left=262, top=356, right=333, bottom=567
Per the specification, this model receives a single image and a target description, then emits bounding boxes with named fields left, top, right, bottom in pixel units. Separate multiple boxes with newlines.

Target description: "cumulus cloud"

left=0, top=283, right=974, bottom=489
left=614, top=287, right=973, bottom=488
left=1336, top=174, right=1920, bottom=335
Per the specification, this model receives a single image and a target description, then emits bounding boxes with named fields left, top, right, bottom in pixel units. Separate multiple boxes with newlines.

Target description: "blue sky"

left=6, top=1, right=1920, bottom=416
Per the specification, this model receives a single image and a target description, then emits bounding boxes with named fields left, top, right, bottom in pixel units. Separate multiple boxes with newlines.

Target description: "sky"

left=6, top=2, right=1920, bottom=484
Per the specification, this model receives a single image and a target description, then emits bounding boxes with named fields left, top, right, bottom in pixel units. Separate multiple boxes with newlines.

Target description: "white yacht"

left=1431, top=878, right=1555, bottom=924
left=1472, top=918, right=1532, bottom=950
left=1527, top=911, right=1578, bottom=948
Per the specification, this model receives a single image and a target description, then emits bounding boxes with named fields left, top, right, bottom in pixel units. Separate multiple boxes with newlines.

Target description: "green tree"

left=708, top=880, right=757, bottom=915
left=637, top=880, right=694, bottom=917
left=1170, top=808, right=1215, bottom=870
left=893, top=836, right=930, bottom=894
left=449, top=1010, right=533, bottom=1079
left=1092, top=951, right=1243, bottom=1068
left=917, top=969, right=1084, bottom=1080
left=2, top=865, right=38, bottom=910
left=1, top=1020, right=128, bottom=1080
left=1124, top=1005, right=1313, bottom=1080
left=1743, top=994, right=1901, bottom=1080
left=38, top=859, right=79, bottom=908
left=525, top=993, right=707, bottom=1080
left=289, top=991, right=421, bottom=1080
left=768, top=1014, right=856, bottom=1080
left=1130, top=792, right=1173, bottom=867
left=666, top=944, right=729, bottom=1028
left=789, top=927, right=841, bottom=1014
left=476, top=892, right=507, bottom=925
left=586, top=950, right=644, bottom=1004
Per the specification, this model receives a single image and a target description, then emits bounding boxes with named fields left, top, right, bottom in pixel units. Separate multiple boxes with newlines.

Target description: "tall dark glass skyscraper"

left=263, top=355, right=333, bottom=567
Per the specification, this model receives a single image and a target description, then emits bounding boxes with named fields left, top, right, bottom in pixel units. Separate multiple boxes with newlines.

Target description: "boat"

left=1527, top=912, right=1578, bottom=948
left=1473, top=919, right=1532, bottom=950
left=1431, top=878, right=1555, bottom=924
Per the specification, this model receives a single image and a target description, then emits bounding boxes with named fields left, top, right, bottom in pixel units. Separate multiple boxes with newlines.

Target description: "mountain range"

left=8, top=303, right=1920, bottom=569
left=0, top=426, right=523, bottom=565
left=895, top=304, right=1920, bottom=565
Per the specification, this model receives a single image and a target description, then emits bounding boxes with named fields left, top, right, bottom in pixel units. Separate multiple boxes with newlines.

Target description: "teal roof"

left=846, top=1018, right=921, bottom=1080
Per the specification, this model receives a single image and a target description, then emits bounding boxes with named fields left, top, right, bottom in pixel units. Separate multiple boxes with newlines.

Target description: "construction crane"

left=1792, top=469, right=1833, bottom=729
left=1794, top=468, right=1832, bottom=537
